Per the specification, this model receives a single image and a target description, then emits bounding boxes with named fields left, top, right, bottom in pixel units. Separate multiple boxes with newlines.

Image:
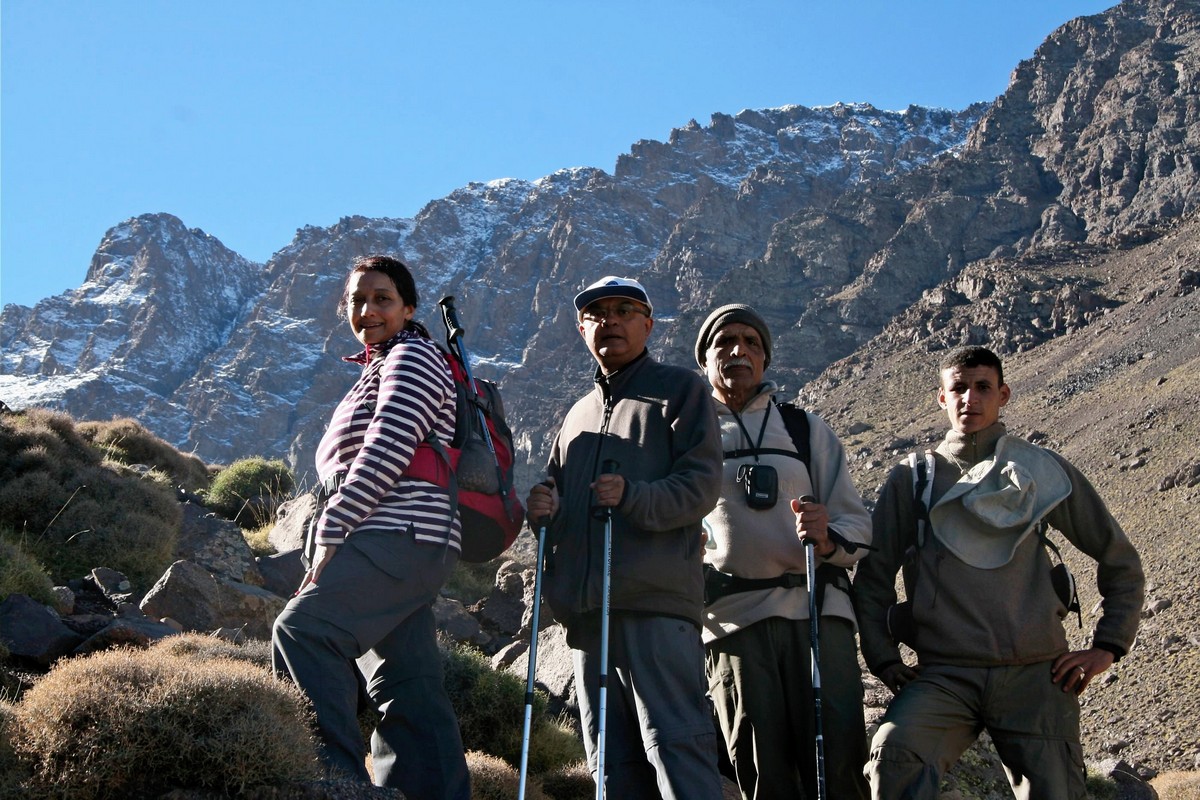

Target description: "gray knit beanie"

left=694, top=304, right=772, bottom=368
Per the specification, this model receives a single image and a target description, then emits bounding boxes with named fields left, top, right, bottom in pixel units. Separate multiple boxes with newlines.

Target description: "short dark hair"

left=337, top=255, right=419, bottom=320
left=939, top=346, right=1004, bottom=386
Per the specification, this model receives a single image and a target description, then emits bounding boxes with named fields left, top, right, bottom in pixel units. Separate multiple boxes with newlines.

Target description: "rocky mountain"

left=1, top=102, right=984, bottom=476
left=2, top=0, right=1199, bottom=776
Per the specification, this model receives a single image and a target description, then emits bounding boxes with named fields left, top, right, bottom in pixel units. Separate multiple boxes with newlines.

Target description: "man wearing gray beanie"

left=695, top=303, right=872, bottom=800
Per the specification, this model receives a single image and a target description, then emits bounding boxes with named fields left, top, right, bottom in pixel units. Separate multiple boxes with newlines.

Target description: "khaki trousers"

left=866, top=661, right=1086, bottom=800
left=707, top=616, right=869, bottom=800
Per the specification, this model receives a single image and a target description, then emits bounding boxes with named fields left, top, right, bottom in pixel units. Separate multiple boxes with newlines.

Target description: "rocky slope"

left=803, top=213, right=1200, bottom=775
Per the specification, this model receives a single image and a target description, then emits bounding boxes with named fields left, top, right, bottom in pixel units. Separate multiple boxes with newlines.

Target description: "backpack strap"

left=775, top=401, right=811, bottom=468
left=1037, top=524, right=1083, bottom=628
left=721, top=401, right=811, bottom=465
left=909, top=450, right=935, bottom=548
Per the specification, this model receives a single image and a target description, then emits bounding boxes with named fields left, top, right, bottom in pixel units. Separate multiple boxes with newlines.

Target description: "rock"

left=0, top=593, right=85, bottom=669
left=72, top=615, right=179, bottom=655
left=478, top=560, right=529, bottom=636
left=175, top=501, right=265, bottom=586
left=270, top=493, right=318, bottom=554
left=1093, top=758, right=1157, bottom=799
left=432, top=596, right=489, bottom=648
left=491, top=639, right=529, bottom=671
left=503, top=624, right=577, bottom=718
left=258, top=549, right=305, bottom=598
left=49, top=585, right=75, bottom=615
left=138, top=560, right=286, bottom=639
left=1142, top=597, right=1172, bottom=618
left=89, top=567, right=132, bottom=597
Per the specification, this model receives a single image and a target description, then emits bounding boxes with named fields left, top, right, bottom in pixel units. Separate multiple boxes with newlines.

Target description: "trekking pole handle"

left=592, top=460, right=621, bottom=520
left=536, top=479, right=556, bottom=527
left=438, top=295, right=466, bottom=343
left=798, top=495, right=819, bottom=548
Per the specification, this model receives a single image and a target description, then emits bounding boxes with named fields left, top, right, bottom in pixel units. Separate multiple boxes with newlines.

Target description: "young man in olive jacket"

left=854, top=346, right=1145, bottom=800
left=526, top=276, right=724, bottom=800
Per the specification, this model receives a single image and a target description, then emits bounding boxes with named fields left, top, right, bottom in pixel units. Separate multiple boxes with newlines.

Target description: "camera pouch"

left=736, top=463, right=778, bottom=509
left=1051, top=562, right=1083, bottom=628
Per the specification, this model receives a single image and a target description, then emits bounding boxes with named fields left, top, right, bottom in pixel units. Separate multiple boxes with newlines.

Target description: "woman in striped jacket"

left=272, top=255, right=470, bottom=799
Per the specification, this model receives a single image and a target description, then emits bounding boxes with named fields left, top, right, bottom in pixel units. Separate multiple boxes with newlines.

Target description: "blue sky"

left=1, top=1, right=1116, bottom=309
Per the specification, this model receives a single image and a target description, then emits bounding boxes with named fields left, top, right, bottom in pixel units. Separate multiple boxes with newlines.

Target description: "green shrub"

left=527, top=714, right=585, bottom=776
left=442, top=639, right=582, bottom=773
left=443, top=642, right=532, bottom=766
left=0, top=410, right=180, bottom=588
left=537, top=760, right=594, bottom=800
left=77, top=417, right=210, bottom=493
left=465, top=749, right=550, bottom=800
left=0, top=537, right=54, bottom=606
left=445, top=558, right=501, bottom=605
left=1084, top=770, right=1120, bottom=800
left=9, top=648, right=318, bottom=798
left=207, top=457, right=296, bottom=528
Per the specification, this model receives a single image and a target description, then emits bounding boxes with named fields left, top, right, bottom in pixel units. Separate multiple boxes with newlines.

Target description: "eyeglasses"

left=580, top=302, right=651, bottom=323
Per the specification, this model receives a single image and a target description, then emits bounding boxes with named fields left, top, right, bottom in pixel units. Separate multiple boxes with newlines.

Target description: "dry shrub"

left=0, top=536, right=54, bottom=605
left=537, top=760, right=594, bottom=800
left=242, top=523, right=276, bottom=556
left=0, top=701, right=29, bottom=799
left=77, top=417, right=210, bottom=492
left=465, top=749, right=549, bottom=800
left=1153, top=772, right=1200, bottom=800
left=9, top=648, right=318, bottom=798
left=149, top=631, right=272, bottom=670
left=0, top=409, right=181, bottom=587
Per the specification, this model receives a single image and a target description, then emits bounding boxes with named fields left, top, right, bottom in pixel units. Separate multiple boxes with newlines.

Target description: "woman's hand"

left=297, top=544, right=338, bottom=594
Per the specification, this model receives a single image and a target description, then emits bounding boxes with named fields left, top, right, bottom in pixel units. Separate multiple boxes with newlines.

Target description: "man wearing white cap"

left=854, top=346, right=1145, bottom=800
left=526, top=276, right=725, bottom=799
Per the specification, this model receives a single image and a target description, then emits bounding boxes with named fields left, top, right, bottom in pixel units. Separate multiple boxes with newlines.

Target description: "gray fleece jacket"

left=542, top=351, right=723, bottom=630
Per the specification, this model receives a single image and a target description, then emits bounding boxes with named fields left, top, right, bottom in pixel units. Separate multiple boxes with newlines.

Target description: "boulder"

left=175, top=501, right=265, bottom=586
left=269, top=493, right=318, bottom=554
left=0, top=593, right=85, bottom=669
left=503, top=624, right=576, bottom=718
left=258, top=549, right=305, bottom=598
left=139, top=560, right=286, bottom=640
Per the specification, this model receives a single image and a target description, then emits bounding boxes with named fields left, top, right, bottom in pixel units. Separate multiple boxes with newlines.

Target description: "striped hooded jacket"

left=313, top=326, right=461, bottom=551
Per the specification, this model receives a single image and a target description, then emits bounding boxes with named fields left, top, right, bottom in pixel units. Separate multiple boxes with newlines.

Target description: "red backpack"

left=403, top=300, right=524, bottom=562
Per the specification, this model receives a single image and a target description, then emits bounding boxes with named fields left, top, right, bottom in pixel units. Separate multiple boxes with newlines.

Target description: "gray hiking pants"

left=272, top=530, right=469, bottom=800
left=571, top=614, right=724, bottom=800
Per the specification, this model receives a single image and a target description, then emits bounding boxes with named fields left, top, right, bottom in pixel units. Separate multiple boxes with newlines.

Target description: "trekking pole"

left=800, top=494, right=828, bottom=800
left=593, top=459, right=620, bottom=800
left=518, top=480, right=555, bottom=800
